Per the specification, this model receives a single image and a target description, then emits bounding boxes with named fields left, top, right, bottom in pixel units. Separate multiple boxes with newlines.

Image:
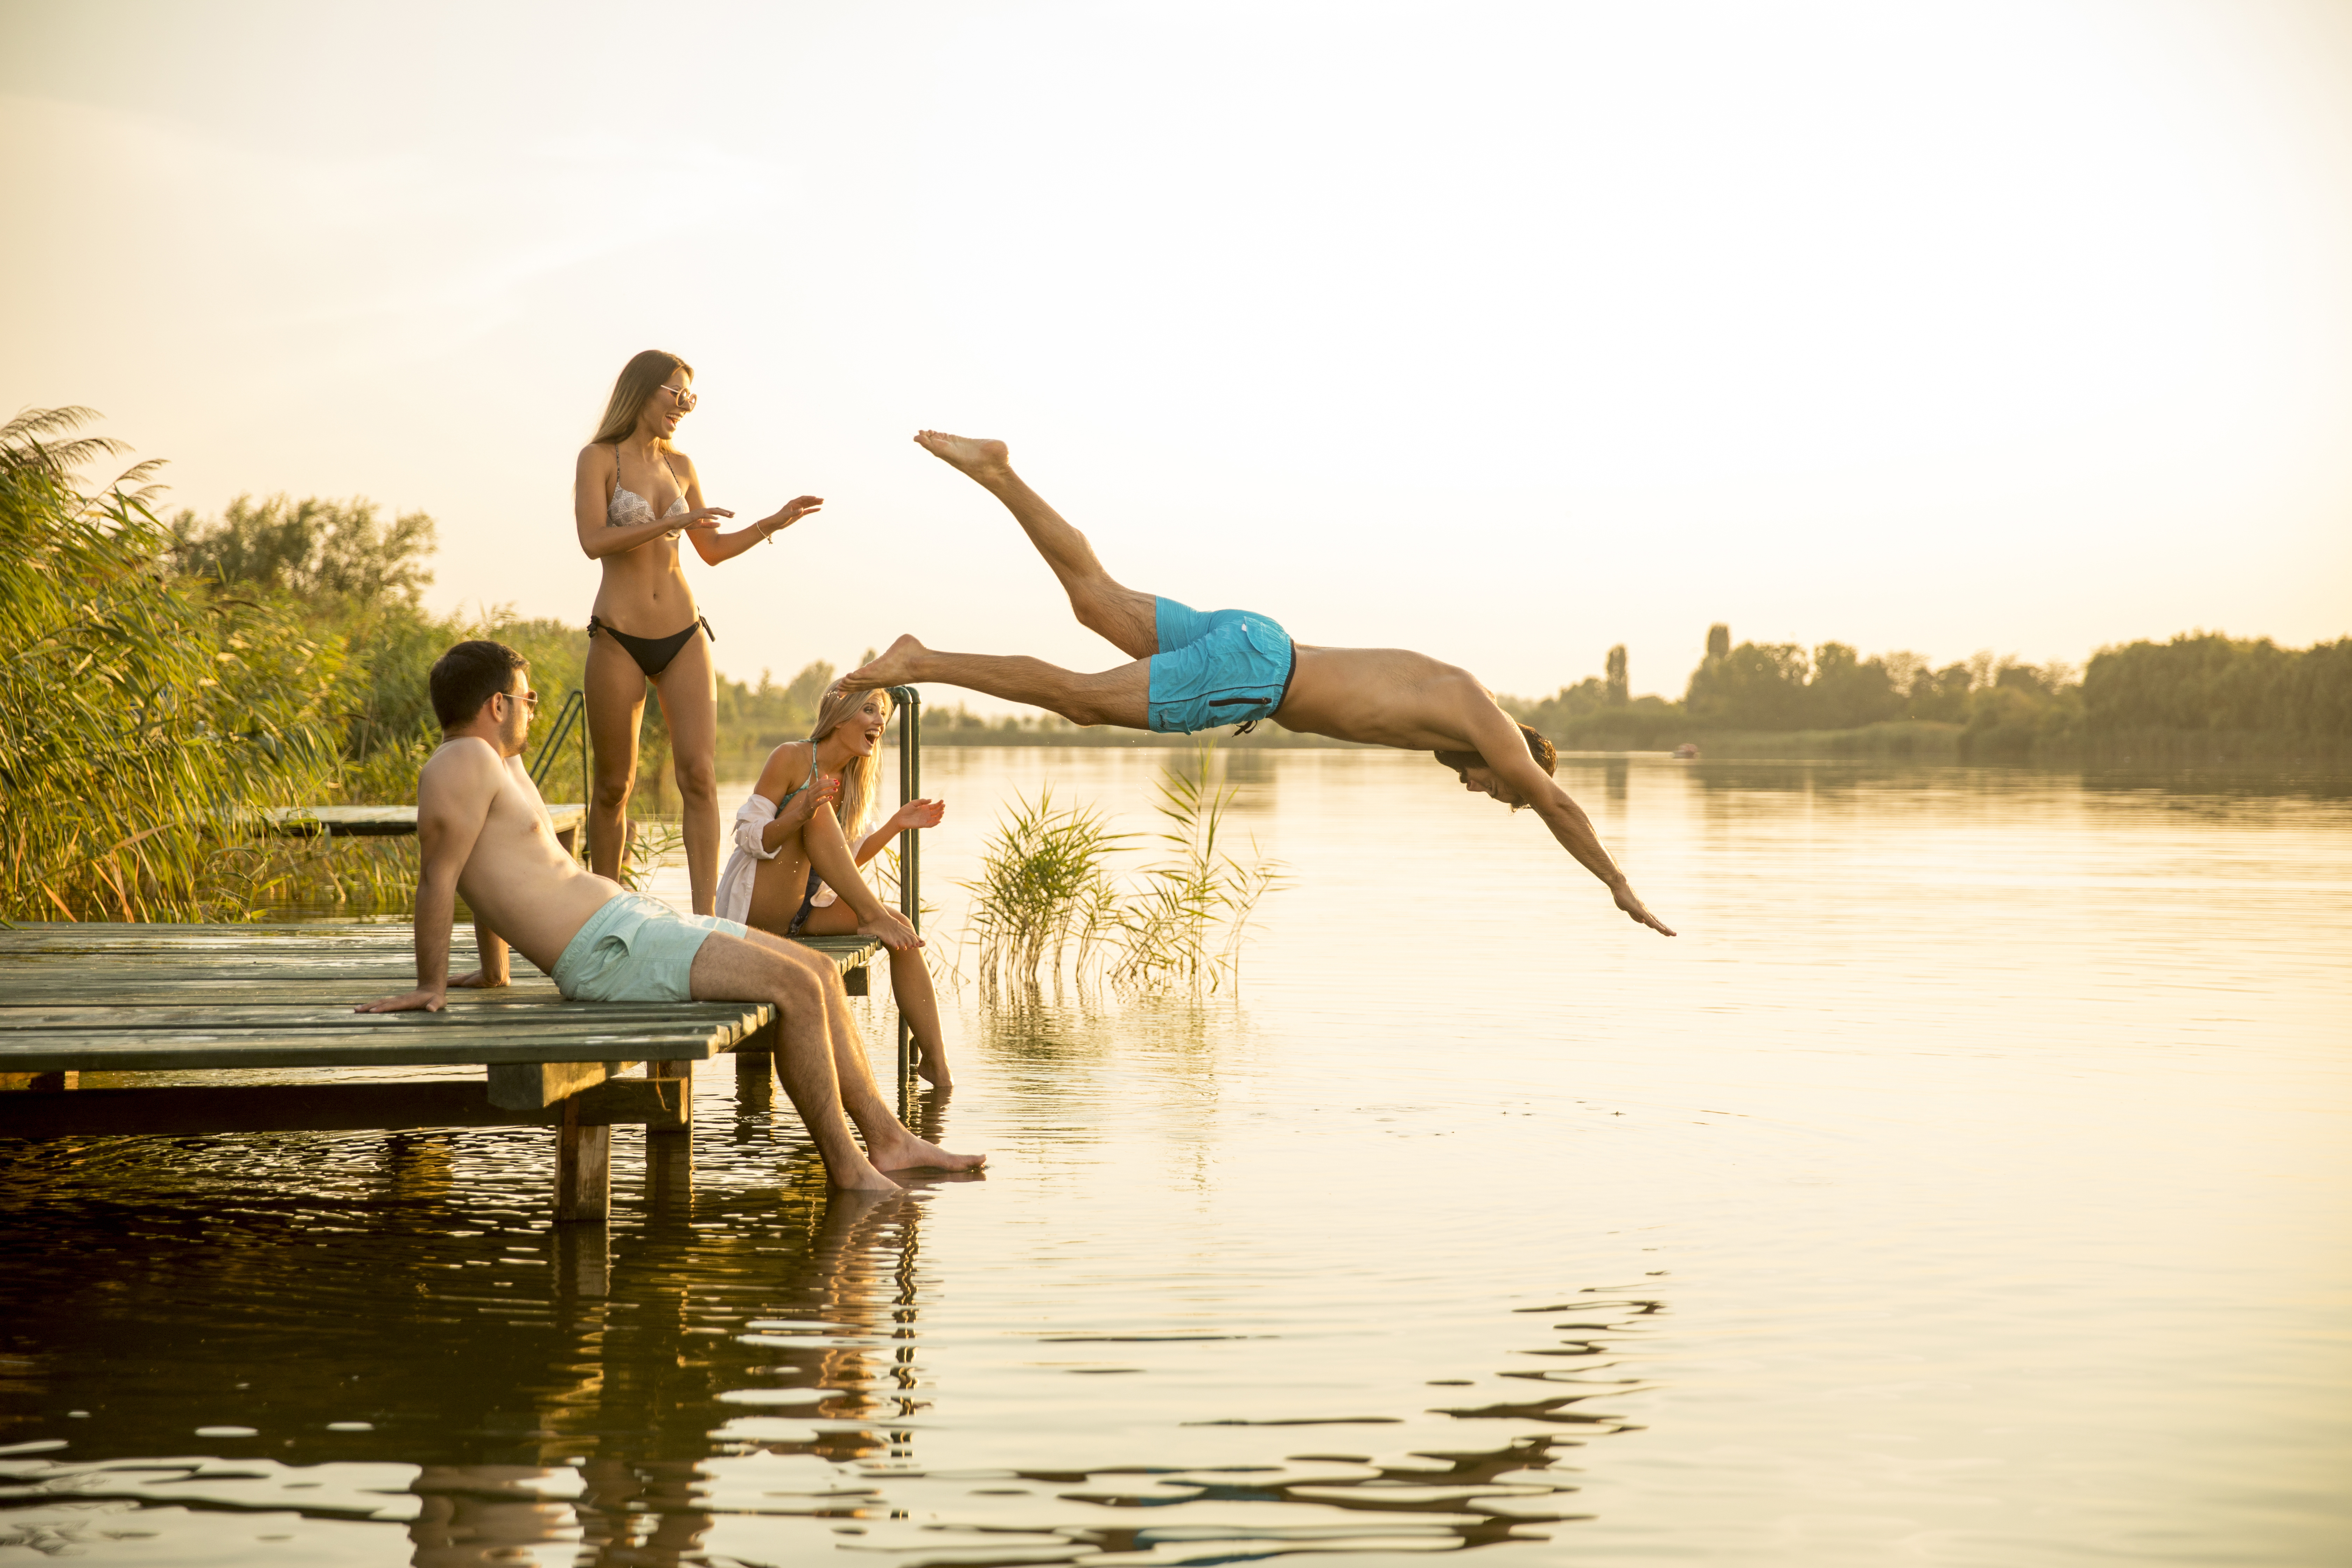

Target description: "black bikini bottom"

left=589, top=614, right=713, bottom=678
left=787, top=869, right=822, bottom=936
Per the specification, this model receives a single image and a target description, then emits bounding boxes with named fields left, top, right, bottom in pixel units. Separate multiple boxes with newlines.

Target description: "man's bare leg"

left=848, top=635, right=1151, bottom=731
left=914, top=431, right=1159, bottom=658
left=688, top=930, right=983, bottom=1188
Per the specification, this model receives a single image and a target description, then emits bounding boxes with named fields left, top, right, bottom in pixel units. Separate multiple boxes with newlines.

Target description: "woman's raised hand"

left=778, top=774, right=841, bottom=830
left=888, top=797, right=946, bottom=833
left=766, top=495, right=824, bottom=531
left=675, top=505, right=733, bottom=531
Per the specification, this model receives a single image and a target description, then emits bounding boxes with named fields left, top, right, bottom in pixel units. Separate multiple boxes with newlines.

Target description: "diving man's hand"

left=1611, top=879, right=1675, bottom=937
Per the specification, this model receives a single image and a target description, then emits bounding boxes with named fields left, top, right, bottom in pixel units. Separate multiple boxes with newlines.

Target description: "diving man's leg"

left=848, top=636, right=1150, bottom=731
left=913, top=431, right=1159, bottom=659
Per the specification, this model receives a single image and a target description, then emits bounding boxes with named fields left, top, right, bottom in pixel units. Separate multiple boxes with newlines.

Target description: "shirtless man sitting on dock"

left=848, top=433, right=1673, bottom=935
left=356, top=639, right=983, bottom=1190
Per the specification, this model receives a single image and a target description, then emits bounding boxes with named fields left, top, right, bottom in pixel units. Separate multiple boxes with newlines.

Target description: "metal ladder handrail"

left=527, top=690, right=591, bottom=859
left=888, top=685, right=922, bottom=1108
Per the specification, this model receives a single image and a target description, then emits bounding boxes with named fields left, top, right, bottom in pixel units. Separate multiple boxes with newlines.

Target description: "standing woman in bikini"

left=575, top=350, right=823, bottom=914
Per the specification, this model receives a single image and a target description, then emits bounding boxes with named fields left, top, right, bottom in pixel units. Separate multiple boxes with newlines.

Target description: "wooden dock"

left=0, top=920, right=881, bottom=1221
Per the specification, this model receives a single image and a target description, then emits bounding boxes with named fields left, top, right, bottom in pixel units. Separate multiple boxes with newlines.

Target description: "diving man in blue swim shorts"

left=356, top=639, right=986, bottom=1189
left=847, top=432, right=1673, bottom=936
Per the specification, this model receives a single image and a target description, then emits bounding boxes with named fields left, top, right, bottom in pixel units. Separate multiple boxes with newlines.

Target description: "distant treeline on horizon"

left=1499, top=623, right=2352, bottom=762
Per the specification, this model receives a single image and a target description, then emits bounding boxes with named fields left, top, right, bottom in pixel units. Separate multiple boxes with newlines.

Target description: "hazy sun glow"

left=5, top=0, right=2348, bottom=705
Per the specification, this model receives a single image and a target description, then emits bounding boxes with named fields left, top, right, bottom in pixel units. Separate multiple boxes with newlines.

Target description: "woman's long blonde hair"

left=591, top=350, right=693, bottom=446
left=809, top=681, right=895, bottom=842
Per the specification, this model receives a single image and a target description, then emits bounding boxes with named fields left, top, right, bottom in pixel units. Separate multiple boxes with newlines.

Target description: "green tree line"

left=1505, top=624, right=2349, bottom=760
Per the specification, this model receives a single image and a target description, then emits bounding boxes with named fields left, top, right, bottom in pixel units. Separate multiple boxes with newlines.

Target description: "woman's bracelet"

left=758, top=517, right=776, bottom=543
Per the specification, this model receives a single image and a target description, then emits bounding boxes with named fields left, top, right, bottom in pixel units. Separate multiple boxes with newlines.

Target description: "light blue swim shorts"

left=550, top=892, right=748, bottom=1003
left=1147, top=597, right=1296, bottom=735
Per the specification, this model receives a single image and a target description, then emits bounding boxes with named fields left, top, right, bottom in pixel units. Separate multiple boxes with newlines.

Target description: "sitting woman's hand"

left=777, top=774, right=841, bottom=831
left=888, top=797, right=946, bottom=834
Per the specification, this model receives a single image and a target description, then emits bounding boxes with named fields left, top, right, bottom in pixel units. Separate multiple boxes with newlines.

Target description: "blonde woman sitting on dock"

left=357, top=640, right=980, bottom=1191
left=716, top=684, right=954, bottom=1088
left=849, top=432, right=1674, bottom=936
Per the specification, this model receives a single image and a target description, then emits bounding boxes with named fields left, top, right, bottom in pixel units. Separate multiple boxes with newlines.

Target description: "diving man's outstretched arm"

left=1459, top=692, right=1675, bottom=936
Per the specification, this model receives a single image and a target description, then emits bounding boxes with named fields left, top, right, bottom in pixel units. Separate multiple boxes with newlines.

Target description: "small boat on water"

left=1672, top=743, right=1701, bottom=760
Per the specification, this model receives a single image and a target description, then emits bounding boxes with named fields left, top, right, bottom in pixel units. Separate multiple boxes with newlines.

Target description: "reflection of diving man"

left=850, top=434, right=1672, bottom=934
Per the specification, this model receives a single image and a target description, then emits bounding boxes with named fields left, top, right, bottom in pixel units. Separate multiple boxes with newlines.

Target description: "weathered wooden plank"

left=0, top=1076, right=685, bottom=1139
left=0, top=1002, right=754, bottom=1030
left=0, top=1032, right=734, bottom=1074
left=261, top=804, right=586, bottom=839
left=0, top=1019, right=760, bottom=1048
left=6, top=955, right=472, bottom=977
left=0, top=982, right=574, bottom=1007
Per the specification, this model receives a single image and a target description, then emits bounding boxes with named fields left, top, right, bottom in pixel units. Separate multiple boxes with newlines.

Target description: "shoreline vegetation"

left=5, top=409, right=2345, bottom=921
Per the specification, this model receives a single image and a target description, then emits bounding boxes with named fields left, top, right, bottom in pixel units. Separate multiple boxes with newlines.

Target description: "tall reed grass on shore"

left=0, top=410, right=359, bottom=922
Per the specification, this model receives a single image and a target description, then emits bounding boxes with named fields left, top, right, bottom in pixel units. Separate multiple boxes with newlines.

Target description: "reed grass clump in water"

left=964, top=743, right=1285, bottom=997
left=962, top=790, right=1126, bottom=997
left=1108, top=743, right=1285, bottom=992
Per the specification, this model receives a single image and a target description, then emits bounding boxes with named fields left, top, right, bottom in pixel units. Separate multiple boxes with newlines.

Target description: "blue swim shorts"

left=550, top=892, right=748, bottom=1003
left=1147, top=597, right=1296, bottom=735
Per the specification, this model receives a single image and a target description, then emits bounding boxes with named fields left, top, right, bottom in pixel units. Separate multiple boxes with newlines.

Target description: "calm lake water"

left=4, top=748, right=2348, bottom=1566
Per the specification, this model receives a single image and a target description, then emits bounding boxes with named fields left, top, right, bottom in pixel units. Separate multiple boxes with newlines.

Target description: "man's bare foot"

left=913, top=429, right=1011, bottom=480
left=830, top=1153, right=905, bottom=1193
left=845, top=634, right=927, bottom=693
left=867, top=1128, right=986, bottom=1174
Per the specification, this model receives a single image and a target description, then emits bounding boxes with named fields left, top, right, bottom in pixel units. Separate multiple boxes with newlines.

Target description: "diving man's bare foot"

left=867, top=1128, right=985, bottom=1174
left=913, top=429, right=1011, bottom=480
left=846, top=634, right=927, bottom=693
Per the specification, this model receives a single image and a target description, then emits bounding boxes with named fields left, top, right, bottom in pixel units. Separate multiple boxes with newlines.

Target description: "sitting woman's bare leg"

left=849, top=637, right=1151, bottom=730
left=798, top=900, right=953, bottom=1088
left=913, top=430, right=1159, bottom=658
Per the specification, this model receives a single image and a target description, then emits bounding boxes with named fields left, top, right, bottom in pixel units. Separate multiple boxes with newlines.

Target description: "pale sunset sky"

left=4, top=0, right=2349, bottom=706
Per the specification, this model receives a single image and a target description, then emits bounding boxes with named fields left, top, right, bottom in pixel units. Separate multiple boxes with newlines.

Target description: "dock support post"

left=555, top=1098, right=611, bottom=1223
left=556, top=1222, right=610, bottom=1298
left=890, top=684, right=922, bottom=1119
left=646, top=1134, right=693, bottom=1220
left=646, top=1060, right=693, bottom=1137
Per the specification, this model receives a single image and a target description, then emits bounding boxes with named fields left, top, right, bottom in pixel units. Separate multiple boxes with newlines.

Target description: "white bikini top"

left=608, top=443, right=690, bottom=530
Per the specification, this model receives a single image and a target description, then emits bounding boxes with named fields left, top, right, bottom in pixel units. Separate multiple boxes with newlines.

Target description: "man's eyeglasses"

left=499, top=689, right=539, bottom=714
left=660, top=383, right=698, bottom=411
